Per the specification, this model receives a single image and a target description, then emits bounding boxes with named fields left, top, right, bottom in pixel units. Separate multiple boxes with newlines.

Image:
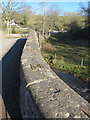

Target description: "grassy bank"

left=41, top=32, right=90, bottom=82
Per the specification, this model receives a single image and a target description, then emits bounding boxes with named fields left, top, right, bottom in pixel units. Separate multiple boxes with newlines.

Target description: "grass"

left=15, top=27, right=29, bottom=34
left=41, top=32, right=90, bottom=82
left=3, top=26, right=29, bottom=34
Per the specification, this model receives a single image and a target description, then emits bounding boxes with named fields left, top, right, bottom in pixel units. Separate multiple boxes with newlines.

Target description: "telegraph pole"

left=42, top=0, right=45, bottom=38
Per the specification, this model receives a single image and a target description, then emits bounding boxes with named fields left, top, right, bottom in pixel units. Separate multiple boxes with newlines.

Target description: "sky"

left=26, top=2, right=88, bottom=15
left=1, top=0, right=88, bottom=15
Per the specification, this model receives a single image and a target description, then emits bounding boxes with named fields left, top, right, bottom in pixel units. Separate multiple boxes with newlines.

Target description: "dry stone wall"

left=20, top=30, right=90, bottom=119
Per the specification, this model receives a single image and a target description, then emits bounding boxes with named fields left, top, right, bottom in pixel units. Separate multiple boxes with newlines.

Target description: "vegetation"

left=11, top=27, right=16, bottom=34
left=0, top=1, right=87, bottom=34
left=41, top=32, right=90, bottom=82
left=0, top=1, right=89, bottom=82
left=0, top=1, right=32, bottom=33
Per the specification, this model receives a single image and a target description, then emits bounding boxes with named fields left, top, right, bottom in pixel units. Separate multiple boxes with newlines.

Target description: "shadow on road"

left=1, top=38, right=26, bottom=119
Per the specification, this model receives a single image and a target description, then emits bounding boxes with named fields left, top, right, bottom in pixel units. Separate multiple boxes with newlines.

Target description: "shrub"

left=42, top=42, right=56, bottom=51
left=59, top=56, right=65, bottom=63
left=12, top=27, right=16, bottom=34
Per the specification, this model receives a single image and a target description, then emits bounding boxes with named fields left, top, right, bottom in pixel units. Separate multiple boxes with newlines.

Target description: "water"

left=53, top=69, right=90, bottom=103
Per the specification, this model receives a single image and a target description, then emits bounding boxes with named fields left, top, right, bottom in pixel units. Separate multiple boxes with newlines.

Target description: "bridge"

left=20, top=30, right=90, bottom=118
left=1, top=30, right=90, bottom=119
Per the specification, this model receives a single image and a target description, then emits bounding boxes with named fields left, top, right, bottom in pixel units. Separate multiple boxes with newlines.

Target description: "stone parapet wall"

left=20, top=30, right=90, bottom=119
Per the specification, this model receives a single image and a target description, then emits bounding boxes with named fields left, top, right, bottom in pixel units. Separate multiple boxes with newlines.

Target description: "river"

left=53, top=69, right=90, bottom=103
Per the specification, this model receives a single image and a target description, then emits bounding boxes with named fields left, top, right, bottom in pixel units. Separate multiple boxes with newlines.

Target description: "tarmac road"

left=1, top=38, right=26, bottom=119
left=1, top=38, right=17, bottom=58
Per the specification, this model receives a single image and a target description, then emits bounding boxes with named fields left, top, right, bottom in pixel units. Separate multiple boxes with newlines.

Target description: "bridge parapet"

left=20, top=30, right=90, bottom=118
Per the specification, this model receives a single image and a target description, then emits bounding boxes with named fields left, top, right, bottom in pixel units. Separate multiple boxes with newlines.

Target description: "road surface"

left=1, top=38, right=26, bottom=119
left=1, top=38, right=17, bottom=58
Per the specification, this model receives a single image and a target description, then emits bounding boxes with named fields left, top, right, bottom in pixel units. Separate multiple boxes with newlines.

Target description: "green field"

left=41, top=32, right=90, bottom=82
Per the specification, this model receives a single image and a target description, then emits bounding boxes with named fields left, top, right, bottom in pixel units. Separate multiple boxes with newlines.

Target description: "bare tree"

left=0, top=0, right=33, bottom=33
left=0, top=0, right=24, bottom=21
left=0, top=0, right=24, bottom=33
left=46, top=4, right=60, bottom=30
left=81, top=1, right=90, bottom=27
left=20, top=5, right=33, bottom=26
